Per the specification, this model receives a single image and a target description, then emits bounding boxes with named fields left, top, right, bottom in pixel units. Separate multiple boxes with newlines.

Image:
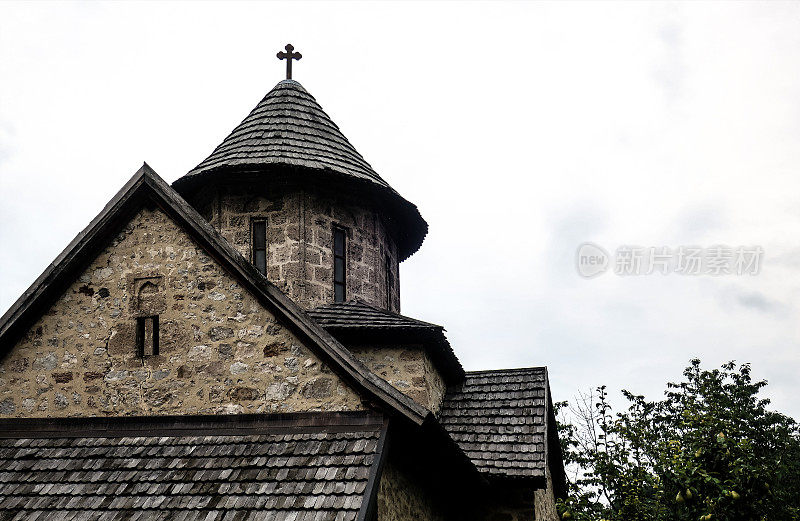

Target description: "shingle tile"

left=0, top=427, right=381, bottom=519
left=440, top=368, right=549, bottom=478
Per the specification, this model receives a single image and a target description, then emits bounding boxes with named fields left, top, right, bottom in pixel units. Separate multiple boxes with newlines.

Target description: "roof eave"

left=172, top=163, right=427, bottom=262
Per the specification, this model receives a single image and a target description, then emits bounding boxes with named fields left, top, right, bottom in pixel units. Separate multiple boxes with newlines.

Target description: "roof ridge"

left=464, top=367, right=547, bottom=376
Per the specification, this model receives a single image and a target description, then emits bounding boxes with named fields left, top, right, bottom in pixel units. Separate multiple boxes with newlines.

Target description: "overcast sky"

left=2, top=1, right=799, bottom=419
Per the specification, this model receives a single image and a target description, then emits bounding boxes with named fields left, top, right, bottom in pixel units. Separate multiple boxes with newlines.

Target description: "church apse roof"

left=173, top=79, right=427, bottom=261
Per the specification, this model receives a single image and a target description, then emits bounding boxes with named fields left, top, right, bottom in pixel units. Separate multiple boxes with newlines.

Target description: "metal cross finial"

left=277, top=44, right=302, bottom=80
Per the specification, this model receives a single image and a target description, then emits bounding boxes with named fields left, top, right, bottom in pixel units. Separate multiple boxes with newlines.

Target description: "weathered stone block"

left=209, top=326, right=234, bottom=341
left=230, top=362, right=248, bottom=375
left=33, top=353, right=58, bottom=371
left=0, top=398, right=14, bottom=415
left=52, top=372, right=73, bottom=384
left=302, top=377, right=333, bottom=399
left=8, top=358, right=28, bottom=373
left=227, top=387, right=261, bottom=401
left=263, top=342, right=286, bottom=357
left=83, top=371, right=106, bottom=382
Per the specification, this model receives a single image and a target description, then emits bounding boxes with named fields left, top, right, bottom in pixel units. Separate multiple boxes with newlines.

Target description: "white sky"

left=1, top=1, right=799, bottom=419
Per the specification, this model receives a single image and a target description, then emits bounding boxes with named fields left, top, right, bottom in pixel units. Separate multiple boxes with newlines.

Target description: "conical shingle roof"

left=173, top=79, right=427, bottom=260
left=185, top=80, right=385, bottom=184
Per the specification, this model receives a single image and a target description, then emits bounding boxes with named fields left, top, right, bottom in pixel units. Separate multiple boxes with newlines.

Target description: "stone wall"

left=377, top=459, right=447, bottom=521
left=534, top=468, right=559, bottom=521
left=0, top=208, right=364, bottom=418
left=480, top=473, right=557, bottom=521
left=480, top=487, right=536, bottom=521
left=349, top=344, right=445, bottom=414
left=201, top=183, right=400, bottom=311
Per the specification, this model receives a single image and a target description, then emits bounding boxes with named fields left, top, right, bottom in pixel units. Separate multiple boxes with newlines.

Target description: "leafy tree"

left=556, top=360, right=800, bottom=521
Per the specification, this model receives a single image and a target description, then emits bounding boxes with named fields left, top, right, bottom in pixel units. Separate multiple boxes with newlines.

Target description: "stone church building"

left=0, top=49, right=566, bottom=521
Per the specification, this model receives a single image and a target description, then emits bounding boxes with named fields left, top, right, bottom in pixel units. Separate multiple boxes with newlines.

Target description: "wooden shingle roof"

left=308, top=301, right=465, bottom=384
left=439, top=368, right=550, bottom=479
left=308, top=300, right=441, bottom=330
left=0, top=413, right=387, bottom=521
left=185, top=80, right=384, bottom=188
left=173, top=80, right=427, bottom=261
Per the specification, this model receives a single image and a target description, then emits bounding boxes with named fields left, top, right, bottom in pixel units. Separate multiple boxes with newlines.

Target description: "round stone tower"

left=172, top=79, right=427, bottom=312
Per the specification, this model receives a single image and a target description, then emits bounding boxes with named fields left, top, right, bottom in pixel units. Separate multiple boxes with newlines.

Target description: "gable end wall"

left=0, top=207, right=364, bottom=418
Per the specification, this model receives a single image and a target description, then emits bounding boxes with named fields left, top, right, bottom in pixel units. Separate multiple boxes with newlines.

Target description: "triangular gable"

left=0, top=163, right=429, bottom=426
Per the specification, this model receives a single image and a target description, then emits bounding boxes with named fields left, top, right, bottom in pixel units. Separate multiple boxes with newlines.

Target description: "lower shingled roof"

left=307, top=301, right=464, bottom=384
left=439, top=368, right=548, bottom=479
left=308, top=300, right=442, bottom=330
left=0, top=413, right=386, bottom=521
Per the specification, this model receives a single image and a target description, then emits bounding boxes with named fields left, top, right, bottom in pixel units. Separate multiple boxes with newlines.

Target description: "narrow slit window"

left=136, top=316, right=159, bottom=357
left=385, top=254, right=394, bottom=309
left=333, top=227, right=346, bottom=303
left=252, top=220, right=267, bottom=275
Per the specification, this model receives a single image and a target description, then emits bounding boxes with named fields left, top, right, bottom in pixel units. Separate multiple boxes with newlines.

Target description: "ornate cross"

left=277, top=44, right=302, bottom=80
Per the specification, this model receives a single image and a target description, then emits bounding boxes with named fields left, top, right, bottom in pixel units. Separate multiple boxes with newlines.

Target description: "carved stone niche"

left=127, top=274, right=166, bottom=316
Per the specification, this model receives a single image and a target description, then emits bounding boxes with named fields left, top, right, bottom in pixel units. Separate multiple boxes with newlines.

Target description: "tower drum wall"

left=197, top=182, right=401, bottom=312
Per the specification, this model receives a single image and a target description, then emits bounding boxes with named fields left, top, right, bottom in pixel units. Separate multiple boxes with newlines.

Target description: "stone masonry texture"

left=534, top=468, right=559, bottom=521
left=195, top=182, right=401, bottom=312
left=376, top=460, right=446, bottom=521
left=0, top=208, right=364, bottom=418
left=349, top=344, right=446, bottom=415
left=480, top=488, right=537, bottom=521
